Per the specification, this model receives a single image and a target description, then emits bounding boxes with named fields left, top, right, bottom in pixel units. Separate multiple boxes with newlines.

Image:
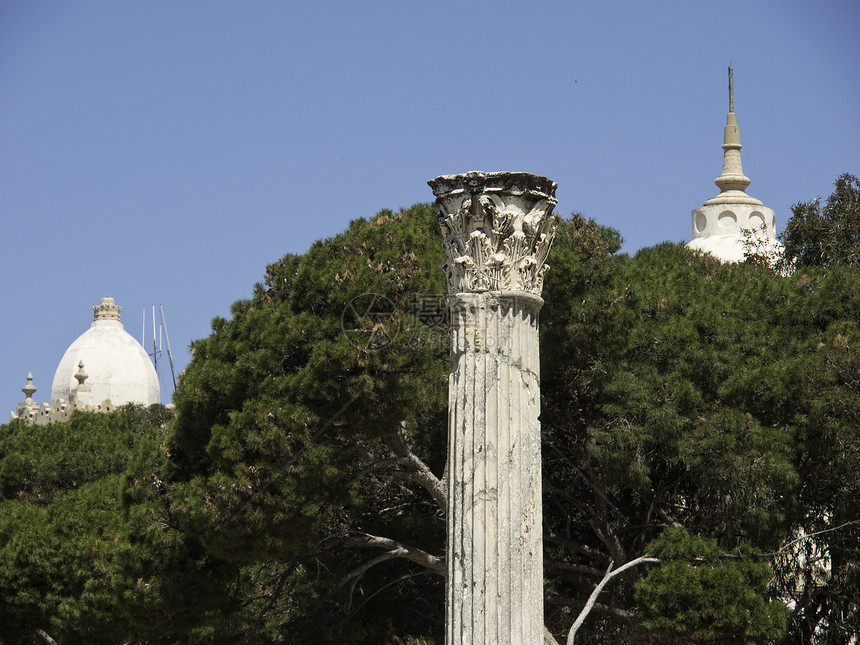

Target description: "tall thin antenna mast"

left=159, top=304, right=177, bottom=390
left=151, top=305, right=158, bottom=371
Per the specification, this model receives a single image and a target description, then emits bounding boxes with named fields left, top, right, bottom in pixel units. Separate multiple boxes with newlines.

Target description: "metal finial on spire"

left=728, top=65, right=734, bottom=113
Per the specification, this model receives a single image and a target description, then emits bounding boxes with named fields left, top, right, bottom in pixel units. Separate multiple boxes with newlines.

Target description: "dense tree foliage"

left=635, top=529, right=787, bottom=643
left=536, top=178, right=860, bottom=642
left=780, top=173, right=860, bottom=269
left=2, top=177, right=859, bottom=643
left=169, top=204, right=450, bottom=642
left=0, top=406, right=241, bottom=643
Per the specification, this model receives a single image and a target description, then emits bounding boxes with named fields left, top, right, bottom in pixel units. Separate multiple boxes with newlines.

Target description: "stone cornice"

left=428, top=171, right=558, bottom=296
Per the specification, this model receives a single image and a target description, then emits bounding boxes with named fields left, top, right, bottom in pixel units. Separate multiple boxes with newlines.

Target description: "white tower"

left=687, top=67, right=783, bottom=263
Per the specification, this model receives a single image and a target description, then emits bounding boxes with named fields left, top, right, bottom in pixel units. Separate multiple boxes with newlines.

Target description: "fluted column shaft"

left=428, top=171, right=557, bottom=645
left=446, top=291, right=544, bottom=644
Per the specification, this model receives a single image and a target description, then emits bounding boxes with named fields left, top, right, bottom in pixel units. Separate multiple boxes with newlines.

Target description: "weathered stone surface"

left=430, top=171, right=557, bottom=645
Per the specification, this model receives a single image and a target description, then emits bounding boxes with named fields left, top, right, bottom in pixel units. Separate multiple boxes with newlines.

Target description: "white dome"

left=51, top=298, right=160, bottom=409
left=687, top=234, right=750, bottom=263
left=687, top=233, right=784, bottom=264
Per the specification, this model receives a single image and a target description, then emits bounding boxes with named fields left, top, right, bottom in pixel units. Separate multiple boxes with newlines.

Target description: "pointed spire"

left=704, top=66, right=761, bottom=206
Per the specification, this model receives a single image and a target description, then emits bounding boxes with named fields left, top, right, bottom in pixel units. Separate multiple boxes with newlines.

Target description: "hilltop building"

left=10, top=298, right=160, bottom=424
left=687, top=67, right=783, bottom=263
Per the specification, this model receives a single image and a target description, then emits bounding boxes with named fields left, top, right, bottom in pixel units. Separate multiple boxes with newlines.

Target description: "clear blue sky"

left=2, top=0, right=858, bottom=414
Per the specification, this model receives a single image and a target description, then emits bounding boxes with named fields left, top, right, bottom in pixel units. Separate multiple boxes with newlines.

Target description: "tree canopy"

left=780, top=172, right=860, bottom=269
left=2, top=177, right=860, bottom=643
left=0, top=405, right=242, bottom=643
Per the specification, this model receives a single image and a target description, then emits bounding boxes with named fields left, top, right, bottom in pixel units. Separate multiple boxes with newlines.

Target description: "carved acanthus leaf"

left=429, top=172, right=558, bottom=296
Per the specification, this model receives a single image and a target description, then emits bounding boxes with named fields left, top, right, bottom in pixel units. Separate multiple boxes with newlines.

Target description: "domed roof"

left=687, top=232, right=783, bottom=264
left=50, top=298, right=160, bottom=408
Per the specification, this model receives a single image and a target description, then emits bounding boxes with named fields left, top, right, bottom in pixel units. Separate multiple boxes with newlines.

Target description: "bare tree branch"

left=656, top=506, right=683, bottom=529
left=543, top=432, right=620, bottom=516
left=334, top=532, right=445, bottom=617
left=547, top=595, right=636, bottom=622
left=351, top=570, right=435, bottom=616
left=34, top=631, right=58, bottom=645
left=384, top=422, right=446, bottom=510
left=350, top=456, right=414, bottom=484
left=566, top=555, right=660, bottom=645
left=545, top=556, right=607, bottom=579
left=764, top=520, right=860, bottom=557
left=544, top=532, right=612, bottom=564
left=336, top=532, right=445, bottom=577
left=340, top=550, right=405, bottom=587
left=587, top=517, right=623, bottom=565
left=544, top=625, right=561, bottom=645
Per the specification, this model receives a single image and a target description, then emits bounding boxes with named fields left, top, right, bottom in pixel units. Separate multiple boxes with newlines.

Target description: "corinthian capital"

left=428, top=171, right=558, bottom=297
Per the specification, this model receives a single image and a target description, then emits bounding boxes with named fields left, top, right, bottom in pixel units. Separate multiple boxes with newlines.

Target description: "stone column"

left=428, top=171, right=557, bottom=645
